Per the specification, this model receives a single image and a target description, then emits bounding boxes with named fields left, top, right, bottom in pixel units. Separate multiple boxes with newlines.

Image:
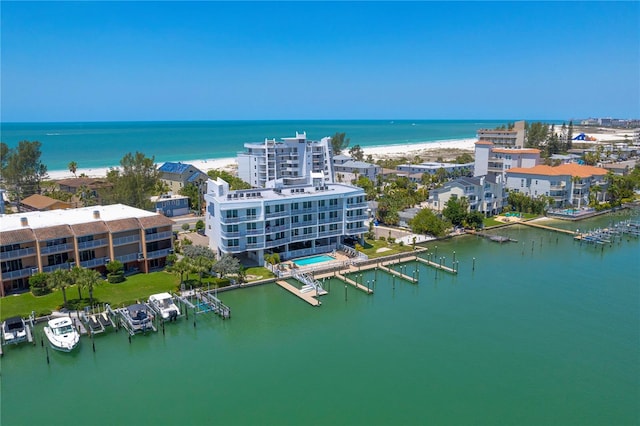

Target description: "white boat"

left=2, top=316, right=29, bottom=345
left=148, top=292, right=180, bottom=321
left=44, top=317, right=80, bottom=352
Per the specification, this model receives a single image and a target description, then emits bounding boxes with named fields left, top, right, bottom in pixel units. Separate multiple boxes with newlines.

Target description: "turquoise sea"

left=1, top=211, right=638, bottom=426
left=0, top=120, right=561, bottom=172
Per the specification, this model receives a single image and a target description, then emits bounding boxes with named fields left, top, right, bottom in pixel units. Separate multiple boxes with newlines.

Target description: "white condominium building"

left=204, top=177, right=368, bottom=265
left=477, top=120, right=526, bottom=148
left=237, top=132, right=334, bottom=188
left=474, top=141, right=541, bottom=180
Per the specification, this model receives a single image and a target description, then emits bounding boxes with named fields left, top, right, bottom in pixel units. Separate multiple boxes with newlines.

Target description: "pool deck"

left=276, top=280, right=323, bottom=306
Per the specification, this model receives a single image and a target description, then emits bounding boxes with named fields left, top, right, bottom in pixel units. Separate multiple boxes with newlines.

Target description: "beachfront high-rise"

left=0, top=205, right=174, bottom=297
left=204, top=177, right=367, bottom=265
left=237, top=132, right=335, bottom=188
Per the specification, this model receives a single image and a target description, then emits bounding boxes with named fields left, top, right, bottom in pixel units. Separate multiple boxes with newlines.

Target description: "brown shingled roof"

left=32, top=225, right=73, bottom=241
left=70, top=221, right=109, bottom=237
left=0, top=228, right=36, bottom=245
left=55, top=177, right=110, bottom=189
left=105, top=218, right=141, bottom=233
left=508, top=164, right=609, bottom=178
left=137, top=215, right=175, bottom=229
left=21, top=194, right=71, bottom=210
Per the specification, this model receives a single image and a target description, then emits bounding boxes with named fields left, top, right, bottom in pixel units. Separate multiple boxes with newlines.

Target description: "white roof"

left=149, top=292, right=173, bottom=301
left=0, top=204, right=157, bottom=232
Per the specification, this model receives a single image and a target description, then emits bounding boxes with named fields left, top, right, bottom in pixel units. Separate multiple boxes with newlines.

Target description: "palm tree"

left=77, top=268, right=102, bottom=307
left=68, top=161, right=78, bottom=178
left=172, top=259, right=190, bottom=284
left=71, top=266, right=84, bottom=299
left=190, top=256, right=213, bottom=285
left=47, top=269, right=72, bottom=308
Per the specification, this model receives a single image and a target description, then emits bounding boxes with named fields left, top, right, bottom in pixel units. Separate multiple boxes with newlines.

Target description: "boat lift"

left=107, top=303, right=158, bottom=336
left=80, top=305, right=115, bottom=335
left=173, top=287, right=231, bottom=320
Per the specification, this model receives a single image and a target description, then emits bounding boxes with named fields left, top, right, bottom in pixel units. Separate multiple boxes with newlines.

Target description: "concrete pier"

left=276, top=280, right=323, bottom=306
left=331, top=273, right=374, bottom=294
left=378, top=264, right=418, bottom=283
left=415, top=256, right=457, bottom=274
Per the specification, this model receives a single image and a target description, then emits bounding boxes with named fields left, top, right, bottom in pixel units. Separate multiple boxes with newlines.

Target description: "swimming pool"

left=292, top=254, right=335, bottom=267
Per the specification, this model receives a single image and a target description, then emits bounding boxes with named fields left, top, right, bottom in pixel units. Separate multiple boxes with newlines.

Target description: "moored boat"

left=2, top=316, right=29, bottom=345
left=44, top=317, right=80, bottom=352
left=148, top=292, right=180, bottom=321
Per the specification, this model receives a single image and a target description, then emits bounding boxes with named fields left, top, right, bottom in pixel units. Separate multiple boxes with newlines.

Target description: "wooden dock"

left=520, top=222, right=577, bottom=235
left=415, top=256, right=457, bottom=274
left=276, top=280, right=324, bottom=306
left=378, top=264, right=418, bottom=283
left=333, top=273, right=374, bottom=294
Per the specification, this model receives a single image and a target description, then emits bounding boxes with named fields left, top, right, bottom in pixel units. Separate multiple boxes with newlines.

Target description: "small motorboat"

left=124, top=304, right=154, bottom=332
left=2, top=316, right=29, bottom=345
left=148, top=292, right=180, bottom=321
left=44, top=317, right=80, bottom=352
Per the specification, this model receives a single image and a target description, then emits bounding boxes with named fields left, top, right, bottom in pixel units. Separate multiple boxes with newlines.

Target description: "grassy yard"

left=1, top=271, right=179, bottom=321
left=358, top=239, right=415, bottom=258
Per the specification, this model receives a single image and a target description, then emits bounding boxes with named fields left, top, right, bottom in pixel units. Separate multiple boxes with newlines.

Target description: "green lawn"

left=0, top=272, right=179, bottom=321
left=358, top=239, right=415, bottom=258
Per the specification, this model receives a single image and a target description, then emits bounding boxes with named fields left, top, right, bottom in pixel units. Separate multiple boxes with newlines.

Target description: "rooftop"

left=159, top=162, right=201, bottom=175
left=213, top=182, right=364, bottom=203
left=0, top=204, right=160, bottom=233
left=507, top=164, right=608, bottom=178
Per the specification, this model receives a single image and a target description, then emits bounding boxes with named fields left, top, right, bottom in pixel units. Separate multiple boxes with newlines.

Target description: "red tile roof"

left=492, top=148, right=541, bottom=155
left=508, top=164, right=608, bottom=178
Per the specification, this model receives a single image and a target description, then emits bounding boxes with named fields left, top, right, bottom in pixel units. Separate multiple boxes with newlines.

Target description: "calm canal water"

left=2, top=212, right=639, bottom=426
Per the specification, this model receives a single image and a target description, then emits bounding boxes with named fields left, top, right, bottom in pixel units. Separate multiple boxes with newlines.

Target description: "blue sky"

left=1, top=1, right=638, bottom=122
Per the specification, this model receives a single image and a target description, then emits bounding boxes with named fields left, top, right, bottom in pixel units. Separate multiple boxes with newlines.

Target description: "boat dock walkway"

left=332, top=273, right=375, bottom=294
left=521, top=222, right=577, bottom=235
left=415, top=256, right=457, bottom=274
left=276, top=280, right=325, bottom=306
left=378, top=264, right=418, bottom=283
left=472, top=232, right=518, bottom=243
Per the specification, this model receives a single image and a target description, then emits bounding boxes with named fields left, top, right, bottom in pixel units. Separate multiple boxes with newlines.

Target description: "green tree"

left=566, top=121, right=574, bottom=151
left=181, top=223, right=190, bottom=232
left=47, top=269, right=72, bottom=308
left=106, top=259, right=124, bottom=275
left=190, top=255, right=214, bottom=284
left=3, top=141, right=48, bottom=209
left=182, top=244, right=215, bottom=260
left=68, top=161, right=78, bottom=178
left=172, top=259, right=191, bottom=285
left=409, top=208, right=449, bottom=237
left=442, top=196, right=469, bottom=227
left=349, top=145, right=365, bottom=161
left=77, top=268, right=102, bottom=307
left=206, top=170, right=251, bottom=190
left=330, top=132, right=350, bottom=155
left=212, top=253, right=241, bottom=279
left=179, top=183, right=201, bottom=212
left=195, top=220, right=205, bottom=231
left=102, top=151, right=159, bottom=210
left=526, top=122, right=549, bottom=148
left=455, top=153, right=474, bottom=164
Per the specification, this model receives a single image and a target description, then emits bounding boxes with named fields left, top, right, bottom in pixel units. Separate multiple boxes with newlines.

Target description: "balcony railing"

left=0, top=247, right=36, bottom=260
left=246, top=242, right=263, bottom=250
left=1, top=267, right=36, bottom=280
left=147, top=248, right=172, bottom=259
left=221, top=230, right=241, bottom=237
left=40, top=243, right=74, bottom=255
left=318, top=216, right=341, bottom=224
left=344, top=226, right=367, bottom=235
left=318, top=229, right=341, bottom=237
left=42, top=263, right=71, bottom=273
left=80, top=257, right=109, bottom=269
left=116, top=252, right=140, bottom=263
left=265, top=210, right=289, bottom=219
left=345, top=214, right=368, bottom=222
left=317, top=205, right=342, bottom=212
left=265, top=225, right=287, bottom=233
left=77, top=238, right=109, bottom=250
left=112, top=235, right=140, bottom=246
left=144, top=231, right=172, bottom=242
left=290, top=207, right=315, bottom=215
left=346, top=202, right=367, bottom=209
left=246, top=228, right=262, bottom=236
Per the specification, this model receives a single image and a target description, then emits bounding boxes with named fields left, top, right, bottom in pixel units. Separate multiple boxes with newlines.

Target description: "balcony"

left=346, top=202, right=367, bottom=209
left=344, top=226, right=367, bottom=235
left=147, top=248, right=172, bottom=259
left=318, top=216, right=341, bottom=224
left=42, top=263, right=70, bottom=273
left=246, top=228, right=263, bottom=236
left=265, top=225, right=287, bottom=233
left=77, top=238, right=109, bottom=250
left=246, top=242, right=263, bottom=250
left=318, top=229, right=341, bottom=237
left=116, top=252, right=140, bottom=263
left=345, top=213, right=368, bottom=222
left=318, top=205, right=341, bottom=212
left=80, top=257, right=109, bottom=269
left=221, top=229, right=241, bottom=237
left=265, top=210, right=289, bottom=219
left=40, top=242, right=74, bottom=255
left=112, top=235, right=140, bottom=246
left=1, top=267, right=36, bottom=280
left=0, top=247, right=36, bottom=261
left=290, top=207, right=315, bottom=215
left=145, top=231, right=172, bottom=242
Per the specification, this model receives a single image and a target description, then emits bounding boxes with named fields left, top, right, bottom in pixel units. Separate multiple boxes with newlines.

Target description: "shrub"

left=398, top=240, right=404, bottom=246
left=106, top=259, right=124, bottom=275
left=379, top=236, right=386, bottom=242
left=29, top=272, right=50, bottom=296
left=181, top=223, right=190, bottom=232
left=388, top=237, right=396, bottom=244
left=354, top=243, right=363, bottom=251
left=107, top=272, right=125, bottom=283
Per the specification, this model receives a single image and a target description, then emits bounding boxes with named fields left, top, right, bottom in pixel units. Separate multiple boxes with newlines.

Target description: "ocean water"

left=1, top=120, right=552, bottom=172
left=1, top=212, right=638, bottom=426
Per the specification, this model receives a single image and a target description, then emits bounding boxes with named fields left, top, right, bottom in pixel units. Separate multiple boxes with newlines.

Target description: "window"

left=291, top=203, right=298, bottom=210
left=226, top=224, right=238, bottom=233
left=329, top=211, right=338, bottom=219
left=247, top=223, right=257, bottom=231
left=292, top=216, right=299, bottom=224
left=228, top=239, right=239, bottom=247
left=319, top=200, right=325, bottom=207
left=329, top=224, right=338, bottom=231
left=330, top=199, right=338, bottom=206
left=247, top=237, right=257, bottom=244
left=226, top=210, right=238, bottom=219
left=303, top=214, right=312, bottom=222
left=303, top=201, right=312, bottom=209
left=79, top=250, right=95, bottom=262
left=319, top=212, right=325, bottom=220
left=246, top=208, right=256, bottom=217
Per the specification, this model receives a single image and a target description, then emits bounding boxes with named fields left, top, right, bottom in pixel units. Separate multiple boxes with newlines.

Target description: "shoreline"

left=46, top=137, right=478, bottom=180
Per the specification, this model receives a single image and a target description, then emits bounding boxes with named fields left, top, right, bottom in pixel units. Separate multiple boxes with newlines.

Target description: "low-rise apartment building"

left=505, top=164, right=609, bottom=208
left=474, top=141, right=541, bottom=179
left=204, top=177, right=367, bottom=265
left=159, top=162, right=208, bottom=193
left=396, top=162, right=474, bottom=182
left=427, top=175, right=506, bottom=216
left=237, top=132, right=334, bottom=188
left=0, top=204, right=174, bottom=296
